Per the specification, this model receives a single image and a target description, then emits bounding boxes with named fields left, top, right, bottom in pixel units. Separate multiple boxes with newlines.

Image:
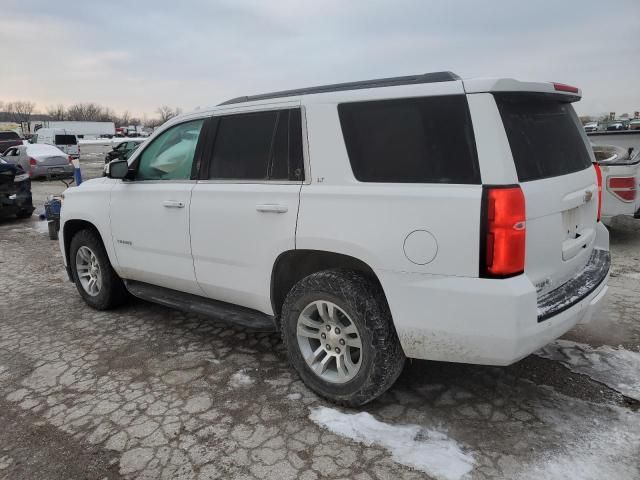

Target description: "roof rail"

left=218, top=71, right=460, bottom=106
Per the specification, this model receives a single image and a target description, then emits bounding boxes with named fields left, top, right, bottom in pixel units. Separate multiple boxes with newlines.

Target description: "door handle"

left=256, top=204, right=288, bottom=213
left=162, top=200, right=185, bottom=208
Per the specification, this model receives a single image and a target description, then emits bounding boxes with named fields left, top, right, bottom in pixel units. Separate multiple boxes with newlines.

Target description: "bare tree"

left=66, top=102, right=107, bottom=121
left=156, top=105, right=182, bottom=123
left=6, top=101, right=36, bottom=124
left=117, top=110, right=131, bottom=126
left=46, top=104, right=66, bottom=120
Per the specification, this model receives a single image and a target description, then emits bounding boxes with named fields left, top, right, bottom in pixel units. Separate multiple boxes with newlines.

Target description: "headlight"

left=14, top=173, right=29, bottom=182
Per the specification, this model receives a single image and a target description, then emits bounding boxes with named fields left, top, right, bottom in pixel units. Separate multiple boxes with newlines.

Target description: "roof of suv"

left=218, top=71, right=461, bottom=106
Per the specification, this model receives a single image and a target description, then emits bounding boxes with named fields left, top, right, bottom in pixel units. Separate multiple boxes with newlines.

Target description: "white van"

left=32, top=128, right=80, bottom=159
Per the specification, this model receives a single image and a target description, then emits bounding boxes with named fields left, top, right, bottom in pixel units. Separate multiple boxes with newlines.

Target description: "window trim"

left=125, top=118, right=206, bottom=183
left=197, top=105, right=308, bottom=184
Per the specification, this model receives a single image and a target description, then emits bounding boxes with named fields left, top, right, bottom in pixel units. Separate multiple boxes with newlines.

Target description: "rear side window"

left=55, top=134, right=77, bottom=145
left=209, top=108, right=304, bottom=181
left=338, top=95, right=480, bottom=184
left=495, top=94, right=592, bottom=182
left=0, top=131, right=20, bottom=140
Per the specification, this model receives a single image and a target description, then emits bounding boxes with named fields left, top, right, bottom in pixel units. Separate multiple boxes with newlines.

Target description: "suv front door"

left=109, top=118, right=205, bottom=294
left=190, top=106, right=305, bottom=313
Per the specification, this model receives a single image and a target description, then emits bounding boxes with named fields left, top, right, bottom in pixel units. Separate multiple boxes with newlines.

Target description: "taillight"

left=553, top=82, right=579, bottom=94
left=593, top=163, right=603, bottom=221
left=607, top=176, right=637, bottom=202
left=481, top=186, right=526, bottom=278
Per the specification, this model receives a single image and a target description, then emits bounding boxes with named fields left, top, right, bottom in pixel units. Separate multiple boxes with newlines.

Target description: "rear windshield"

left=338, top=95, right=480, bottom=184
left=495, top=94, right=592, bottom=182
left=55, top=134, right=77, bottom=145
left=0, top=131, right=20, bottom=140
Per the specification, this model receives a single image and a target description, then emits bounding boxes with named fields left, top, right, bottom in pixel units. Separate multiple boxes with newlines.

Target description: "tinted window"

left=55, top=134, right=77, bottom=145
left=0, top=132, right=20, bottom=140
left=136, top=119, right=203, bottom=181
left=495, top=94, right=592, bottom=182
left=209, top=108, right=304, bottom=181
left=338, top=95, right=480, bottom=184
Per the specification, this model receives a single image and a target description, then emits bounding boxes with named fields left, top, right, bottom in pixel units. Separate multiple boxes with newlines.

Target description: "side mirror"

left=107, top=159, right=130, bottom=179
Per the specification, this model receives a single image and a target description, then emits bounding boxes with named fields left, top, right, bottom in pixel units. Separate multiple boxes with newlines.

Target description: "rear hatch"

left=55, top=134, right=79, bottom=156
left=38, top=154, right=70, bottom=166
left=494, top=93, right=599, bottom=296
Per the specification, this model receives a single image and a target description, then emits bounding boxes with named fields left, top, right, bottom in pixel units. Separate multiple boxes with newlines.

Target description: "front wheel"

left=69, top=229, right=128, bottom=310
left=281, top=270, right=405, bottom=406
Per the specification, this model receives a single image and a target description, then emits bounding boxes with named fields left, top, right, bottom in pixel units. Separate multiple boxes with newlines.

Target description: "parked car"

left=583, top=122, right=598, bottom=132
left=2, top=144, right=74, bottom=179
left=59, top=72, right=610, bottom=406
left=606, top=121, right=627, bottom=131
left=628, top=119, right=640, bottom=131
left=0, top=157, right=34, bottom=219
left=0, top=130, right=24, bottom=153
left=32, top=128, right=80, bottom=159
left=104, top=139, right=145, bottom=164
left=592, top=143, right=640, bottom=223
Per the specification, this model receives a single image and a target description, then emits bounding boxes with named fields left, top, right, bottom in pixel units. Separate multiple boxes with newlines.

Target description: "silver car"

left=2, top=144, right=74, bottom=179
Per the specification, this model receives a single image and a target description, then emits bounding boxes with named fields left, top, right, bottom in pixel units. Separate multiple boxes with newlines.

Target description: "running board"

left=125, top=280, right=276, bottom=332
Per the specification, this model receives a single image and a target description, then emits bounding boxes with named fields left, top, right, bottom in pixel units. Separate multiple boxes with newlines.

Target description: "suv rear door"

left=189, top=104, right=304, bottom=314
left=492, top=92, right=600, bottom=295
left=55, top=134, right=79, bottom=157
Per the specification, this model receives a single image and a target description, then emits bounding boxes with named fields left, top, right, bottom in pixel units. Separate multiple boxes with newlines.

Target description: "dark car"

left=0, top=131, right=24, bottom=153
left=0, top=157, right=34, bottom=219
left=606, top=121, right=627, bottom=131
left=105, top=139, right=144, bottom=163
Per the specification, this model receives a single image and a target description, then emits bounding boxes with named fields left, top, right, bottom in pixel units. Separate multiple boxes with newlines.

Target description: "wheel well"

left=271, top=250, right=382, bottom=316
left=63, top=220, right=102, bottom=266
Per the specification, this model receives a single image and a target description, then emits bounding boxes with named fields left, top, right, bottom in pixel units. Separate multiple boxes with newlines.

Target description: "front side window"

left=136, top=119, right=204, bottom=181
left=209, top=108, right=304, bottom=181
left=338, top=95, right=480, bottom=184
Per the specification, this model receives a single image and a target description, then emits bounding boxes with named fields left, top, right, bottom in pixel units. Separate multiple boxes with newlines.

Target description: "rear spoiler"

left=462, top=78, right=582, bottom=102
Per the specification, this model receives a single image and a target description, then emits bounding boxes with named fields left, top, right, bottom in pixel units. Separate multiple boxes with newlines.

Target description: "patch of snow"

left=286, top=393, right=302, bottom=400
left=621, top=271, right=640, bottom=280
left=536, top=340, right=640, bottom=400
left=228, top=370, right=254, bottom=388
left=309, top=406, right=474, bottom=480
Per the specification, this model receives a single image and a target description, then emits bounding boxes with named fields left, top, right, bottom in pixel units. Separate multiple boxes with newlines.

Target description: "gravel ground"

left=0, top=152, right=639, bottom=479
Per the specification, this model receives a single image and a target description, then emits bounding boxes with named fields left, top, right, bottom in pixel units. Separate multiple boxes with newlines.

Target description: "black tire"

left=281, top=269, right=405, bottom=406
left=16, top=208, right=33, bottom=219
left=69, top=229, right=128, bottom=310
left=47, top=221, right=58, bottom=240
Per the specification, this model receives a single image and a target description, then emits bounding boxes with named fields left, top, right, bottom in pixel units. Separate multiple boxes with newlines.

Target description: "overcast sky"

left=1, top=0, right=638, bottom=118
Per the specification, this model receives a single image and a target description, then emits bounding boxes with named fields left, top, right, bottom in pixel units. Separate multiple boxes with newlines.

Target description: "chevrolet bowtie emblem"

left=584, top=190, right=593, bottom=202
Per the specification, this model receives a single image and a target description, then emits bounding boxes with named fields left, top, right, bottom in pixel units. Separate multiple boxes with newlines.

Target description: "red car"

left=0, top=131, right=24, bottom=153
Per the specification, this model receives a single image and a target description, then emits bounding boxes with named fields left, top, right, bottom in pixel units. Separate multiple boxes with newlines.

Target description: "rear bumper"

left=32, top=164, right=74, bottom=179
left=380, top=248, right=610, bottom=366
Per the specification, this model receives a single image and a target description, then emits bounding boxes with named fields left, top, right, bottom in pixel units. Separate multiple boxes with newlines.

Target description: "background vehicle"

left=0, top=157, right=34, bottom=218
left=0, top=131, right=24, bottom=153
left=104, top=139, right=145, bottom=163
left=592, top=143, right=640, bottom=223
left=60, top=73, right=610, bottom=406
left=629, top=119, right=640, bottom=131
left=2, top=144, right=74, bottom=179
left=607, top=121, right=627, bottom=131
left=583, top=121, right=598, bottom=132
left=32, top=128, right=80, bottom=159
left=31, top=121, right=115, bottom=139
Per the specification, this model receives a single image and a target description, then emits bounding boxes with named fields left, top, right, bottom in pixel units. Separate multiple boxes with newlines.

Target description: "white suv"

left=59, top=72, right=610, bottom=406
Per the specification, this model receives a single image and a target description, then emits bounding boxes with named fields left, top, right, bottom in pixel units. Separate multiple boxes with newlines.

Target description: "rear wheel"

left=281, top=270, right=405, bottom=406
left=70, top=229, right=128, bottom=310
